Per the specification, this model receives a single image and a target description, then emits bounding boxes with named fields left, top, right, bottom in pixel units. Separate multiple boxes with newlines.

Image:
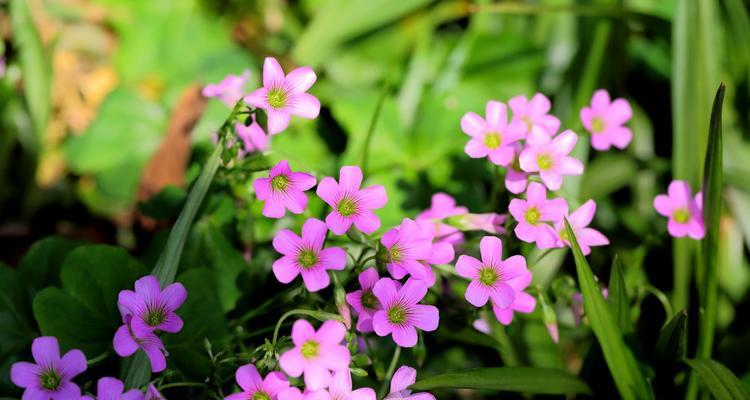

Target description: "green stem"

left=492, top=321, right=520, bottom=367
left=470, top=2, right=668, bottom=21
left=87, top=350, right=110, bottom=366
left=642, top=285, right=674, bottom=321
left=158, top=382, right=206, bottom=391
left=360, top=85, right=389, bottom=176
left=378, top=346, right=402, bottom=398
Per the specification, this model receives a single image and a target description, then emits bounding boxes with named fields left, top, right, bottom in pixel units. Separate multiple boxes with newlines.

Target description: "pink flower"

left=416, top=193, right=467, bottom=245
left=491, top=270, right=537, bottom=325
left=244, top=57, right=320, bottom=135
left=145, top=384, right=165, bottom=400
left=305, top=370, right=376, bottom=400
left=203, top=70, right=251, bottom=107
left=519, top=129, right=583, bottom=191
left=384, top=366, right=436, bottom=400
left=113, top=315, right=168, bottom=373
left=455, top=236, right=527, bottom=308
left=117, top=275, right=187, bottom=339
left=225, top=364, right=289, bottom=400
left=316, top=166, right=388, bottom=235
left=272, top=218, right=346, bottom=292
left=235, top=118, right=269, bottom=155
left=254, top=160, right=317, bottom=218
left=552, top=200, right=609, bottom=255
left=580, top=89, right=633, bottom=151
left=509, top=93, right=560, bottom=137
left=81, top=377, right=144, bottom=400
left=508, top=182, right=568, bottom=247
left=372, top=278, right=439, bottom=348
left=460, top=213, right=506, bottom=235
left=381, top=219, right=433, bottom=281
left=505, top=145, right=529, bottom=194
left=461, top=101, right=525, bottom=166
left=653, top=180, right=705, bottom=239
left=10, top=336, right=87, bottom=399
left=346, top=268, right=383, bottom=333
left=279, top=320, right=351, bottom=391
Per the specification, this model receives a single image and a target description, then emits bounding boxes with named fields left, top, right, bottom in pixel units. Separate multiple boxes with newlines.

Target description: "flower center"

left=479, top=267, right=499, bottom=286
left=388, top=246, right=403, bottom=262
left=673, top=208, right=691, bottom=224
left=267, top=88, right=286, bottom=109
left=146, top=308, right=166, bottom=327
left=252, top=392, right=271, bottom=400
left=484, top=132, right=502, bottom=149
left=387, top=304, right=408, bottom=325
left=537, top=153, right=553, bottom=170
left=361, top=291, right=379, bottom=310
left=301, top=340, right=319, bottom=359
left=337, top=197, right=357, bottom=217
left=297, top=249, right=318, bottom=269
left=559, top=228, right=570, bottom=242
left=591, top=117, right=605, bottom=133
left=271, top=174, right=289, bottom=191
left=522, top=117, right=533, bottom=131
left=40, top=370, right=61, bottom=391
left=524, top=207, right=540, bottom=225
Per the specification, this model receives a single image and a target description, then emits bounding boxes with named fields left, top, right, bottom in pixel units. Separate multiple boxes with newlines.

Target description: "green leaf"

left=655, top=310, right=687, bottom=364
left=564, top=219, right=653, bottom=400
left=581, top=154, right=638, bottom=200
left=138, top=185, right=187, bottom=219
left=32, top=245, right=148, bottom=356
left=410, top=367, right=591, bottom=395
left=0, top=263, right=36, bottom=359
left=18, top=236, right=84, bottom=294
left=685, top=358, right=750, bottom=400
left=608, top=255, right=632, bottom=334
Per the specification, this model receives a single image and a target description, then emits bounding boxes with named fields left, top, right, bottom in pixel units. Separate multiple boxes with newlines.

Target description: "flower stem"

left=271, top=309, right=343, bottom=349
left=86, top=350, right=110, bottom=366
left=360, top=85, right=389, bottom=176
left=158, top=382, right=206, bottom=390
left=378, top=346, right=402, bottom=398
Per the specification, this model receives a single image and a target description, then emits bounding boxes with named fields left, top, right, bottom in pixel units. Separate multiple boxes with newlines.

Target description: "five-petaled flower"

left=491, top=270, right=537, bottom=325
left=580, top=89, right=633, bottom=151
left=316, top=166, right=387, bottom=235
left=272, top=218, right=347, bottom=292
left=381, top=218, right=433, bottom=282
left=305, top=370, right=376, bottom=400
left=254, top=160, right=317, bottom=218
left=519, top=129, right=583, bottom=191
left=244, top=57, right=320, bottom=135
left=461, top=100, right=525, bottom=166
left=113, top=315, right=168, bottom=373
left=117, top=275, right=187, bottom=339
left=10, top=336, right=87, bottom=399
left=81, top=377, right=145, bottom=400
left=508, top=182, right=568, bottom=248
left=203, top=70, right=251, bottom=107
left=372, top=278, right=439, bottom=348
left=384, top=366, right=436, bottom=400
left=279, top=319, right=351, bottom=391
left=508, top=93, right=560, bottom=137
left=346, top=268, right=383, bottom=333
left=653, top=180, right=705, bottom=239
left=224, top=364, right=289, bottom=400
left=552, top=199, right=609, bottom=255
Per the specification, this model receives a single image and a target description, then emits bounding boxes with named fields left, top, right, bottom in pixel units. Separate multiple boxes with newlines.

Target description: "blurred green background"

left=1, top=0, right=750, bottom=396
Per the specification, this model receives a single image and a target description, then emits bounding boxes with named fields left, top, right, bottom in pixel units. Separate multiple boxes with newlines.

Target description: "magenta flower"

left=279, top=320, right=351, bottom=391
left=235, top=118, right=269, bottom=155
left=81, top=377, right=144, bottom=400
left=145, top=384, right=165, bottom=400
left=372, top=278, right=439, bottom=347
left=505, top=145, right=529, bottom=194
left=459, top=213, right=506, bottom=235
left=491, top=270, right=537, bottom=325
left=272, top=218, right=346, bottom=292
left=277, top=388, right=304, bottom=400
left=509, top=93, right=560, bottom=137
left=455, top=236, right=527, bottom=308
left=519, top=129, right=583, bottom=191
left=113, top=315, right=168, bottom=373
left=10, top=336, right=87, bottom=400
left=307, top=370, right=376, bottom=400
left=552, top=200, right=609, bottom=255
left=346, top=268, right=382, bottom=333
left=381, top=219, right=433, bottom=281
left=580, top=89, right=633, bottom=151
left=508, top=182, right=568, bottom=247
left=224, top=364, right=289, bottom=400
left=385, top=220, right=455, bottom=287
left=203, top=70, right=251, bottom=107
left=316, top=166, right=388, bottom=235
left=117, top=275, right=187, bottom=339
left=254, top=160, right=317, bottom=218
left=416, top=193, right=467, bottom=245
left=653, top=180, right=705, bottom=239
left=461, top=100, right=525, bottom=166
left=384, top=366, right=436, bottom=400
left=244, top=57, right=320, bottom=135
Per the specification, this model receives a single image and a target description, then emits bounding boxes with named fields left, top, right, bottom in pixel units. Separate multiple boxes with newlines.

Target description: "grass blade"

left=564, top=219, right=653, bottom=400
left=685, top=359, right=750, bottom=400
left=608, top=255, right=632, bottom=334
left=410, top=367, right=591, bottom=395
left=655, top=310, right=687, bottom=364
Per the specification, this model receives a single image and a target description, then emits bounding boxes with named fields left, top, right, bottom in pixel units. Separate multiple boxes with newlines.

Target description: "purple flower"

left=385, top=220, right=455, bottom=287
left=117, top=275, right=186, bottom=339
left=272, top=218, right=346, bottom=292
left=346, top=268, right=382, bottom=333
left=509, top=93, right=560, bottom=137
left=279, top=320, right=351, bottom=391
left=306, top=370, right=376, bottom=400
left=381, top=219, right=433, bottom=281
left=580, top=89, right=633, bottom=151
left=384, top=366, right=436, bottom=400
left=461, top=100, right=525, bottom=166
left=113, top=315, right=168, bottom=373
left=316, top=166, right=388, bottom=235
left=203, top=70, right=251, bottom=107
left=552, top=200, right=609, bottom=255
left=491, top=270, right=537, bottom=325
left=508, top=182, right=568, bottom=247
left=224, top=364, right=289, bottom=400
left=254, top=160, right=317, bottom=218
left=653, top=180, right=705, bottom=239
left=81, top=377, right=144, bottom=400
left=10, top=336, right=87, bottom=400
left=416, top=193, right=467, bottom=245
left=519, top=129, right=583, bottom=191
left=505, top=145, right=529, bottom=194
left=372, top=278, right=439, bottom=348
left=455, top=236, right=527, bottom=308
left=145, top=384, right=165, bottom=400
left=244, top=57, right=320, bottom=135
left=235, top=118, right=269, bottom=155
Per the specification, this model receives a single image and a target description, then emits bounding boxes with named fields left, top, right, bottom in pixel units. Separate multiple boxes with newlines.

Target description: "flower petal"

left=302, top=218, right=328, bottom=249
left=31, top=336, right=60, bottom=367
left=273, top=230, right=301, bottom=255
left=460, top=112, right=485, bottom=137
left=288, top=93, right=320, bottom=119
left=263, top=57, right=285, bottom=87
left=59, top=349, right=87, bottom=380
left=272, top=256, right=301, bottom=284
left=235, top=364, right=263, bottom=392
left=479, top=236, right=503, bottom=266
left=284, top=66, right=317, bottom=94
left=301, top=267, right=330, bottom=292
left=10, top=362, right=40, bottom=388
left=390, top=366, right=417, bottom=393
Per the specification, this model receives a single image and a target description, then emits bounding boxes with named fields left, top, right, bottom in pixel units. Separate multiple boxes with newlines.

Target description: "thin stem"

left=361, top=85, right=389, bottom=176
left=378, top=346, right=402, bottom=398
left=469, top=3, right=668, bottom=21
left=643, top=285, right=674, bottom=321
left=87, top=350, right=110, bottom=366
left=158, top=382, right=206, bottom=391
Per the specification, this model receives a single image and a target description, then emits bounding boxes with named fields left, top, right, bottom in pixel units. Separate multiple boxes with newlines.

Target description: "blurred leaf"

left=17, top=236, right=84, bottom=294
left=0, top=263, right=36, bottom=360
left=564, top=219, right=653, bottom=400
left=138, top=185, right=187, bottom=219
left=685, top=358, right=750, bottom=400
left=411, top=367, right=591, bottom=395
left=608, top=255, right=632, bottom=334
left=581, top=153, right=638, bottom=200
left=655, top=310, right=687, bottom=364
